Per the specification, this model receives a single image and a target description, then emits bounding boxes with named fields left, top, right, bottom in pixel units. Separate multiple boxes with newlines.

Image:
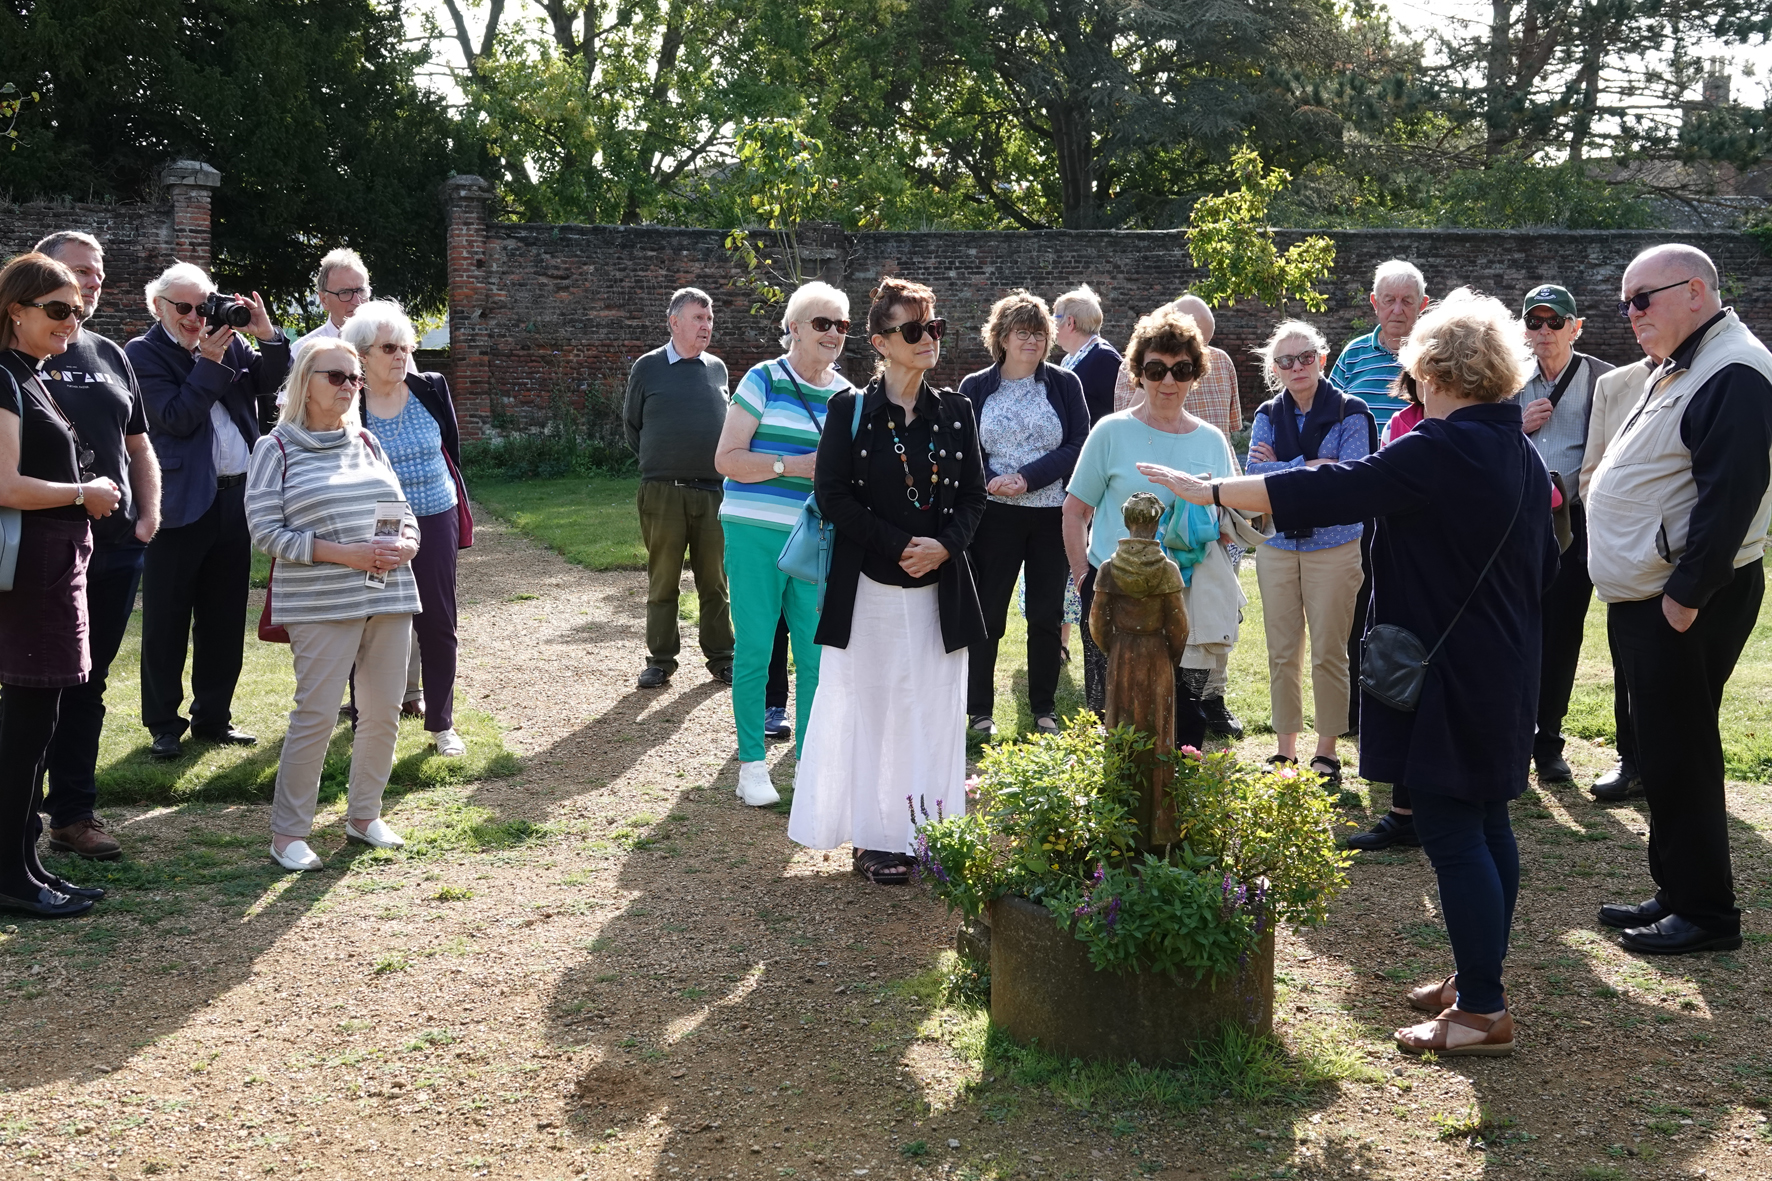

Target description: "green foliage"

left=461, top=384, right=634, bottom=481
left=1429, top=157, right=1659, bottom=230
left=1187, top=149, right=1336, bottom=312
left=722, top=117, right=831, bottom=316
left=0, top=81, right=37, bottom=150
left=1052, top=854, right=1260, bottom=983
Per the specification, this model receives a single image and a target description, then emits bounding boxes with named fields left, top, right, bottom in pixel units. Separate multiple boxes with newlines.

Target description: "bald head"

left=1621, top=243, right=1723, bottom=360
left=1171, top=295, right=1216, bottom=346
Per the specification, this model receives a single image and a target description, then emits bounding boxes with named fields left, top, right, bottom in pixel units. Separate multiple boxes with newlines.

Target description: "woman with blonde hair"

left=957, top=290, right=1088, bottom=735
left=246, top=341, right=421, bottom=872
left=1147, top=288, right=1556, bottom=1059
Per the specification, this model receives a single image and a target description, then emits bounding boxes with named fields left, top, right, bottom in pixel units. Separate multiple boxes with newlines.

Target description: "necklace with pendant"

left=885, top=409, right=938, bottom=508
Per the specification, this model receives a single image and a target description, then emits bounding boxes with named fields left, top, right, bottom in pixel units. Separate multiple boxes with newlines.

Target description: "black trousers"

left=1535, top=502, right=1594, bottom=758
left=766, top=614, right=789, bottom=711
left=1346, top=526, right=1373, bottom=734
left=41, top=543, right=144, bottom=827
left=1608, top=561, right=1763, bottom=935
left=1078, top=565, right=1208, bottom=750
left=1, top=684, right=61, bottom=896
left=1607, top=623, right=1638, bottom=770
left=140, top=482, right=251, bottom=739
left=967, top=502, right=1067, bottom=717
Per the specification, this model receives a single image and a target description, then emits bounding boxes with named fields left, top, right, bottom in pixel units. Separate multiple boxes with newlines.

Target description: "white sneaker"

left=434, top=728, right=467, bottom=758
left=737, top=761, right=780, bottom=807
left=271, top=840, right=323, bottom=872
left=344, top=818, right=407, bottom=849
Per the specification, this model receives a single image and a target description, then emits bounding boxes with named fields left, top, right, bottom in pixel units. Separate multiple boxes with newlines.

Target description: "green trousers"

left=637, top=480, right=734, bottom=676
left=722, top=518, right=821, bottom=762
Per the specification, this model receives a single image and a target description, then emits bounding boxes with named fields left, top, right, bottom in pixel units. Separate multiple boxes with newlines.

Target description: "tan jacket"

left=1578, top=359, right=1653, bottom=502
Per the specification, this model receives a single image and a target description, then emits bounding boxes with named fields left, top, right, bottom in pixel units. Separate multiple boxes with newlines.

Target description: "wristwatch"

left=73, top=484, right=84, bottom=507
left=772, top=457, right=785, bottom=476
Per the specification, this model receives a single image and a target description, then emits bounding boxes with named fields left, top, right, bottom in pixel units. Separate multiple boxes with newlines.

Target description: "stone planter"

left=988, top=895, right=1274, bottom=1065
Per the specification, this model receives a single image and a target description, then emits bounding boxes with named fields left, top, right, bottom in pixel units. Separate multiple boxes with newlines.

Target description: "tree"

left=1186, top=148, right=1335, bottom=311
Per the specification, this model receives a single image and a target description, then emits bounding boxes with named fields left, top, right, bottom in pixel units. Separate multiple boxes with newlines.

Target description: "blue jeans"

left=43, top=544, right=144, bottom=827
left=1410, top=789, right=1519, bottom=1013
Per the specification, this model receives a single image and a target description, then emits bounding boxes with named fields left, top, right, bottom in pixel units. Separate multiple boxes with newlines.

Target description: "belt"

left=217, top=473, right=247, bottom=489
left=657, top=479, right=722, bottom=493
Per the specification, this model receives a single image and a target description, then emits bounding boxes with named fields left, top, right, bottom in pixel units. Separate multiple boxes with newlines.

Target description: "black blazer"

left=813, top=380, right=988, bottom=652
left=957, top=360, right=1090, bottom=492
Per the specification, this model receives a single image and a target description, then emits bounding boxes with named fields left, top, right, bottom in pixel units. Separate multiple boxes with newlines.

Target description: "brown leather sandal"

left=1408, top=974, right=1457, bottom=1012
left=1395, top=1007, right=1515, bottom=1057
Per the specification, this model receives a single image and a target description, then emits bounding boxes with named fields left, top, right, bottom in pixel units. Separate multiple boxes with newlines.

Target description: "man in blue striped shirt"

left=1329, top=260, right=1430, bottom=432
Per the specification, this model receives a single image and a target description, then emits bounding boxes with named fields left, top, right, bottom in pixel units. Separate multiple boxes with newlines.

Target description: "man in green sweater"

left=623, top=287, right=736, bottom=688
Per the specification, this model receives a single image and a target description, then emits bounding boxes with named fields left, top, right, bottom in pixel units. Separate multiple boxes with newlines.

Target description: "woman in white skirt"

left=789, top=277, right=988, bottom=884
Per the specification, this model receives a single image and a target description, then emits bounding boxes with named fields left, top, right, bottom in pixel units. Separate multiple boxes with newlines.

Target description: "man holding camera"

left=127, top=263, right=289, bottom=760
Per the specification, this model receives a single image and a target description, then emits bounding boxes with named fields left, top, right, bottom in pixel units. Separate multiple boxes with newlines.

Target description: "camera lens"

left=224, top=302, right=252, bottom=328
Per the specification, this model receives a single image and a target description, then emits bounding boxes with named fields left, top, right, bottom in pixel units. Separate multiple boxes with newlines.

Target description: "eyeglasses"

left=315, top=369, right=365, bottom=388
left=377, top=342, right=413, bottom=355
left=878, top=318, right=947, bottom=344
left=1141, top=359, right=1198, bottom=383
left=1274, top=350, right=1318, bottom=371
left=323, top=286, right=371, bottom=302
left=1618, top=279, right=1695, bottom=318
left=1010, top=329, right=1048, bottom=343
left=27, top=300, right=91, bottom=322
left=155, top=296, right=205, bottom=316
left=807, top=316, right=850, bottom=335
left=1524, top=313, right=1570, bottom=331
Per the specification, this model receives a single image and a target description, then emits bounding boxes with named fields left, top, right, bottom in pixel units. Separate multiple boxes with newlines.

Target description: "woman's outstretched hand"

left=1136, top=462, right=1214, bottom=505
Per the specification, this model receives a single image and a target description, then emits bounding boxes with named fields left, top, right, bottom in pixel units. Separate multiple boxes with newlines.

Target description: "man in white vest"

left=1588, top=243, right=1772, bottom=956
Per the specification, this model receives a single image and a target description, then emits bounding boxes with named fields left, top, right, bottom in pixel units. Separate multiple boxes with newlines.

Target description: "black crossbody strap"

left=1543, top=355, right=1583, bottom=411
left=1421, top=443, right=1531, bottom=665
left=777, top=361, right=826, bottom=436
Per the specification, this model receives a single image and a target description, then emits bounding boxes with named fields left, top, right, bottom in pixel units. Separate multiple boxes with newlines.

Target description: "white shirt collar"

left=1060, top=335, right=1103, bottom=369
left=665, top=340, right=704, bottom=365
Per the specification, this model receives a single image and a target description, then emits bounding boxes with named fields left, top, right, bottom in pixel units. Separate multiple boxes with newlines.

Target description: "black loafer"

left=1592, top=760, right=1645, bottom=802
left=637, top=666, right=670, bottom=689
left=1618, top=914, right=1742, bottom=955
left=1345, top=811, right=1420, bottom=851
left=0, top=885, right=95, bottom=918
left=192, top=727, right=257, bottom=746
left=148, top=733, right=181, bottom=761
left=1599, top=896, right=1668, bottom=930
left=710, top=666, right=734, bottom=685
left=1535, top=751, right=1573, bottom=784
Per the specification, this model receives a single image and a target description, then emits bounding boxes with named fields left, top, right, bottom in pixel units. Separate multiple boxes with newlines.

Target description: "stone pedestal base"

left=988, top=895, right=1274, bottom=1065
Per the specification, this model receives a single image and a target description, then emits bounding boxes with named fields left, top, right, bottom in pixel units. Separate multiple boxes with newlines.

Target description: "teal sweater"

left=622, top=345, right=730, bottom=481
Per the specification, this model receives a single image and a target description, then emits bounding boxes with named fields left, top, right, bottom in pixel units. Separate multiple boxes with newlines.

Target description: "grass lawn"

left=472, top=474, right=1772, bottom=782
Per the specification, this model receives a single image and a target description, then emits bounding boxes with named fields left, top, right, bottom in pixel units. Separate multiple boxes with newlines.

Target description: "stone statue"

left=1088, top=492, right=1190, bottom=849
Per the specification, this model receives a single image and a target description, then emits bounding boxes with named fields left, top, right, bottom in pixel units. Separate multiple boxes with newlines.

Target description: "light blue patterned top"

left=365, top=393, right=457, bottom=518
left=1245, top=406, right=1369, bottom=552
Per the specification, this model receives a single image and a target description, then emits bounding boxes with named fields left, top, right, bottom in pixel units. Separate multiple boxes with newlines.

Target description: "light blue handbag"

left=777, top=386, right=864, bottom=610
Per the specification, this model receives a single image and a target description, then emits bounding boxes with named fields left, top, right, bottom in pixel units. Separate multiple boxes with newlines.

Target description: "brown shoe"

left=47, top=817, right=122, bottom=861
left=1395, top=1007, right=1515, bottom=1057
left=1407, top=974, right=1457, bottom=1012
left=401, top=698, right=426, bottom=719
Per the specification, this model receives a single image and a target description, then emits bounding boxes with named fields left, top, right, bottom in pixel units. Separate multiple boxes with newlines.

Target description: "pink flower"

left=1179, top=745, right=1202, bottom=758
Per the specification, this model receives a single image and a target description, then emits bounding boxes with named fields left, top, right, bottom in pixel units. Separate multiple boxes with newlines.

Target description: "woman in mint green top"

left=1062, top=307, right=1236, bottom=749
left=712, top=281, right=853, bottom=804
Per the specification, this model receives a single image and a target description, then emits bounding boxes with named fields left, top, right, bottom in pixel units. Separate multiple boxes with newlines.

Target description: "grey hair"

left=144, top=261, right=215, bottom=315
left=1372, top=259, right=1427, bottom=300
left=1171, top=294, right=1216, bottom=343
left=316, top=247, right=369, bottom=293
left=668, top=287, right=713, bottom=318
left=35, top=230, right=103, bottom=259
left=339, top=299, right=418, bottom=353
left=779, top=281, right=850, bottom=349
left=1255, top=319, right=1331, bottom=393
left=1629, top=243, right=1720, bottom=293
left=1053, top=283, right=1104, bottom=334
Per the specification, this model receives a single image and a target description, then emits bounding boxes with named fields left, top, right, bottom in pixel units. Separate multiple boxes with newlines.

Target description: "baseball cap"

left=1522, top=284, right=1578, bottom=319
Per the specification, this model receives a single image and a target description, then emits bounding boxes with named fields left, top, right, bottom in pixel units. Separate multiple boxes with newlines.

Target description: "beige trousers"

left=271, top=613, right=413, bottom=839
left=1255, top=539, right=1364, bottom=736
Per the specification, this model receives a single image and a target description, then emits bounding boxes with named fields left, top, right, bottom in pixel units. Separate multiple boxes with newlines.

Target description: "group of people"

left=626, top=244, right=1772, bottom=1054
left=0, top=238, right=471, bottom=914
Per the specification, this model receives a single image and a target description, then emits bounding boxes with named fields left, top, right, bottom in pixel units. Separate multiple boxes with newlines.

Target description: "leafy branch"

left=1, top=82, right=39, bottom=151
left=1186, top=147, right=1336, bottom=312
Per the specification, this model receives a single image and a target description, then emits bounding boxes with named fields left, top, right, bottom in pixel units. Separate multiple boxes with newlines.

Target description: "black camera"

left=199, top=292, right=253, bottom=331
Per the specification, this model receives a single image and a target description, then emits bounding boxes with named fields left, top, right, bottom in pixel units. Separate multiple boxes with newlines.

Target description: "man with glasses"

left=1508, top=284, right=1613, bottom=786
left=292, top=248, right=372, bottom=361
left=27, top=231, right=161, bottom=860
left=1590, top=244, right=1772, bottom=956
left=127, top=263, right=289, bottom=760
left=623, top=287, right=735, bottom=689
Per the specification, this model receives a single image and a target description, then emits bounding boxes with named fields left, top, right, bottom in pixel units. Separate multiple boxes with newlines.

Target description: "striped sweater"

left=718, top=356, right=849, bottom=531
left=246, top=422, right=422, bottom=624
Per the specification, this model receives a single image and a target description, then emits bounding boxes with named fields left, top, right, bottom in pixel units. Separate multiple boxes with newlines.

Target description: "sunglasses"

left=1141, top=359, right=1198, bottom=383
left=1618, top=279, right=1695, bottom=318
left=1274, top=350, right=1318, bottom=370
left=315, top=369, right=365, bottom=388
left=155, top=296, right=208, bottom=317
left=28, top=300, right=92, bottom=322
left=1524, top=313, right=1569, bottom=331
left=878, top=318, right=947, bottom=344
left=323, top=286, right=371, bottom=302
left=807, top=316, right=850, bottom=335
left=377, top=342, right=413, bottom=355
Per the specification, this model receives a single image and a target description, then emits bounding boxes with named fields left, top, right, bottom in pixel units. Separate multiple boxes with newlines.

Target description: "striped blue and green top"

left=719, top=357, right=851, bottom=531
left=1328, top=329, right=1409, bottom=429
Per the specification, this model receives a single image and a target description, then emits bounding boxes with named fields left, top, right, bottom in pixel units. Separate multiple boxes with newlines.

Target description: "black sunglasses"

left=1274, top=350, right=1318, bottom=371
left=315, top=369, right=365, bottom=388
left=155, top=296, right=203, bottom=316
left=878, top=318, right=947, bottom=344
left=377, top=342, right=412, bottom=355
left=28, top=300, right=91, bottom=322
left=1141, top=359, right=1198, bottom=383
left=807, top=316, right=851, bottom=335
left=1618, top=279, right=1695, bottom=318
left=1524, top=313, right=1569, bottom=331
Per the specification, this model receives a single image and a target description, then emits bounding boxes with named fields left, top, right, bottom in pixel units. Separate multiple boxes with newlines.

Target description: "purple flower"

left=1103, top=898, right=1121, bottom=928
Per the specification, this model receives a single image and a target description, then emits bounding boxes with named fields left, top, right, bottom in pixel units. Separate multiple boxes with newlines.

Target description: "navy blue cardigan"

left=1265, top=402, right=1559, bottom=801
left=956, top=361, right=1090, bottom=495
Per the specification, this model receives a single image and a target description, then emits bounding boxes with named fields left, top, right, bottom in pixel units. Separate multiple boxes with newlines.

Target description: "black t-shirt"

left=40, top=331, right=148, bottom=547
left=0, top=348, right=85, bottom=522
left=858, top=397, right=943, bottom=589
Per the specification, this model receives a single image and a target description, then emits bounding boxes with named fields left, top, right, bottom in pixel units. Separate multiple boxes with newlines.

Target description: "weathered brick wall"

left=0, top=198, right=179, bottom=345
left=450, top=216, right=1772, bottom=439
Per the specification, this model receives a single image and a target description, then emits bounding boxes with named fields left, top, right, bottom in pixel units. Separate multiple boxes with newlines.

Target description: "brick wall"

left=445, top=209, right=1772, bottom=439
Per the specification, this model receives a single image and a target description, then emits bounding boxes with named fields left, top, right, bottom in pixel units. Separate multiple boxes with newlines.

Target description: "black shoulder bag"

left=1359, top=447, right=1530, bottom=712
left=1537, top=357, right=1582, bottom=554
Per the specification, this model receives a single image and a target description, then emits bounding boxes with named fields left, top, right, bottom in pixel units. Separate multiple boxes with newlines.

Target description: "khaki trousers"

left=1255, top=539, right=1363, bottom=737
left=271, top=613, right=412, bottom=839
left=637, top=481, right=734, bottom=676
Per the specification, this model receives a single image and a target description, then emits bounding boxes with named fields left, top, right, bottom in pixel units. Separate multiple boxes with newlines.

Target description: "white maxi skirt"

left=789, top=575, right=968, bottom=854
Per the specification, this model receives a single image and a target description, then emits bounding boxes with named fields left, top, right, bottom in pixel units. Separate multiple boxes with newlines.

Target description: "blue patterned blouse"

left=365, top=393, right=457, bottom=518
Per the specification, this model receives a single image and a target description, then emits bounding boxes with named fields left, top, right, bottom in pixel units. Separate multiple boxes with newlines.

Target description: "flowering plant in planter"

left=913, top=716, right=1351, bottom=983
